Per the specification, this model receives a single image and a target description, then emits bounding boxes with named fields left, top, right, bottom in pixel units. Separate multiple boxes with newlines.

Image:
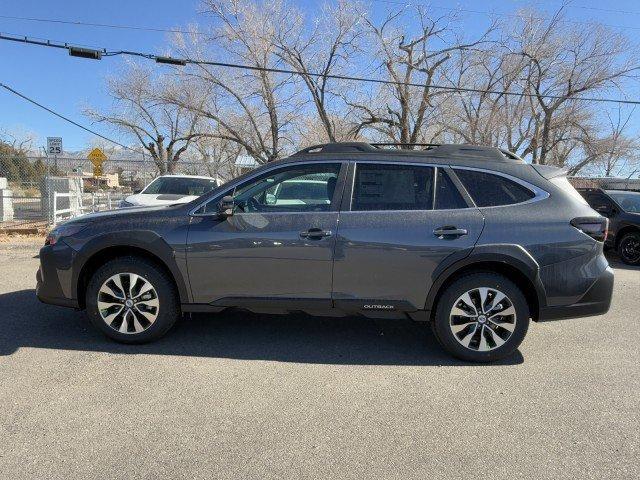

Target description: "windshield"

left=606, top=190, right=640, bottom=213
left=143, top=177, right=218, bottom=196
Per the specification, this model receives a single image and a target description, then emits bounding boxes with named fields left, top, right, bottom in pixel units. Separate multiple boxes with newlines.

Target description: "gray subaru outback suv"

left=37, top=142, right=614, bottom=362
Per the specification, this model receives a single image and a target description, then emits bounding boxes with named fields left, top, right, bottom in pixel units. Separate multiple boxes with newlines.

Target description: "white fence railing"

left=52, top=192, right=77, bottom=224
left=52, top=191, right=127, bottom=225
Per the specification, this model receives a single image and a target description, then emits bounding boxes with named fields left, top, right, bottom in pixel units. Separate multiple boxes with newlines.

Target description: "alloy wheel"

left=449, top=287, right=516, bottom=352
left=620, top=237, right=640, bottom=264
left=97, top=273, right=160, bottom=334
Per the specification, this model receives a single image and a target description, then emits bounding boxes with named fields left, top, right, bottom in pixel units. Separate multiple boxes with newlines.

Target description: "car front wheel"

left=432, top=272, right=530, bottom=362
left=86, top=256, right=180, bottom=343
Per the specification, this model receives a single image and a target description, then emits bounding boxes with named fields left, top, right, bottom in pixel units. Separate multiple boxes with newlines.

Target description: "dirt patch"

left=0, top=233, right=46, bottom=245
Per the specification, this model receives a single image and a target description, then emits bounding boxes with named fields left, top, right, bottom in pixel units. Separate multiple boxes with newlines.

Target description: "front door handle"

left=433, top=226, right=468, bottom=238
left=300, top=228, right=333, bottom=239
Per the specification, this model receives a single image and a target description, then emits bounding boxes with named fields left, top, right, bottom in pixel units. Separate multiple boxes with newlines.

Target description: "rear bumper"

left=36, top=241, right=80, bottom=309
left=538, top=266, right=614, bottom=321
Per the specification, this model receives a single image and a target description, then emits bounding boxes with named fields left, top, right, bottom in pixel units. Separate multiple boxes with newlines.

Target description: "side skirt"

left=182, top=297, right=430, bottom=320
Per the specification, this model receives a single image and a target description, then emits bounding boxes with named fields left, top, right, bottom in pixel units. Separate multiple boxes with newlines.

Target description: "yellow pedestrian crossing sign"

left=87, top=148, right=107, bottom=177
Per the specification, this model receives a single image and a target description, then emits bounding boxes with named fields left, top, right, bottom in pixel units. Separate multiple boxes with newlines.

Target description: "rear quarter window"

left=454, top=169, right=535, bottom=207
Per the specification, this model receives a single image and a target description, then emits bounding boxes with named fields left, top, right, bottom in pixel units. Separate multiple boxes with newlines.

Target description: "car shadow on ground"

left=0, top=289, right=523, bottom=366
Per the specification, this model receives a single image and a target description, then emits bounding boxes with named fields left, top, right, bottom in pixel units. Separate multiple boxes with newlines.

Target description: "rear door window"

left=351, top=163, right=434, bottom=211
left=454, top=169, right=534, bottom=207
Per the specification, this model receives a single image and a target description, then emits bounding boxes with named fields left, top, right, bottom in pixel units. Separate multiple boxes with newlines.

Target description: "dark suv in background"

left=37, top=142, right=614, bottom=362
left=577, top=188, right=640, bottom=265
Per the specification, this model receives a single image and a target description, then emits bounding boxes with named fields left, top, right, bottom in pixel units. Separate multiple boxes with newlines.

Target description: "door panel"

left=186, top=162, right=344, bottom=306
left=332, top=210, right=484, bottom=311
left=187, top=212, right=338, bottom=305
left=332, top=162, right=484, bottom=312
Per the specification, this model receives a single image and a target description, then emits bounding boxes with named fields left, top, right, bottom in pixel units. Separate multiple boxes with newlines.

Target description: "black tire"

left=431, top=272, right=530, bottom=363
left=86, top=256, right=180, bottom=343
left=617, top=232, right=640, bottom=266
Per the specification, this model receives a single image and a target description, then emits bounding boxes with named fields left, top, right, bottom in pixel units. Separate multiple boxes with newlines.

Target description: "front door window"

left=232, top=163, right=341, bottom=213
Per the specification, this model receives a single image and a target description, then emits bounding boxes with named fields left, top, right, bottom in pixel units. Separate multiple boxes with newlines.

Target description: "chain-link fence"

left=0, top=155, right=227, bottom=232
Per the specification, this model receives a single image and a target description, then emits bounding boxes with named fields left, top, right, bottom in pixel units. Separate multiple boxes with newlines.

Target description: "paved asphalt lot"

left=0, top=239, right=638, bottom=479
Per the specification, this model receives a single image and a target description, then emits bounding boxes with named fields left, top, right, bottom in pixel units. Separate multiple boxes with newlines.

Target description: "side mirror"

left=133, top=189, right=142, bottom=194
left=218, top=195, right=235, bottom=218
left=595, top=205, right=613, bottom=217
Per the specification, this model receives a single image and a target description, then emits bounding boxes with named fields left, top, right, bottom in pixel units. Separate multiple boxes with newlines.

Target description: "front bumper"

left=36, top=241, right=80, bottom=309
left=538, top=266, right=614, bottom=321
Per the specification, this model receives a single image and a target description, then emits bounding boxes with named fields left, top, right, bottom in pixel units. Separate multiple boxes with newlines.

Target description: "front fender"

left=70, top=230, right=191, bottom=304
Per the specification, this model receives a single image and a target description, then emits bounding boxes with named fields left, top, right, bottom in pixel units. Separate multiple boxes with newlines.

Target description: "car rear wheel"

left=432, top=273, right=530, bottom=362
left=86, top=256, right=180, bottom=343
left=618, top=232, right=640, bottom=266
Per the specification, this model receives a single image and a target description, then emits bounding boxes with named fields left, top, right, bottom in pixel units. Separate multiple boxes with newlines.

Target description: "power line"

left=0, top=0, right=639, bottom=38
left=0, top=30, right=105, bottom=52
left=518, top=0, right=640, bottom=16
left=369, top=0, right=640, bottom=32
left=0, top=29, right=108, bottom=52
left=0, top=14, right=202, bottom=36
left=0, top=81, right=135, bottom=151
left=1, top=32, right=639, bottom=106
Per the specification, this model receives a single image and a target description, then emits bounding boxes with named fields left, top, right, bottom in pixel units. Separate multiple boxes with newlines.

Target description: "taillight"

left=571, top=217, right=608, bottom=242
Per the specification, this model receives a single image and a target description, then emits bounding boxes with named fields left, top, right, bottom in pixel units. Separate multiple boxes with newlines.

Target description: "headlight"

left=119, top=200, right=135, bottom=208
left=45, top=223, right=88, bottom=246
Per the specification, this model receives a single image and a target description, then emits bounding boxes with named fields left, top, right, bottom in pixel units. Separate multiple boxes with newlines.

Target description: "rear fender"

left=425, top=244, right=546, bottom=315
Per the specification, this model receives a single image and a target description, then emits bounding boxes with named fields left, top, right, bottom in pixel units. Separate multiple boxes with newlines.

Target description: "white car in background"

left=119, top=175, right=221, bottom=208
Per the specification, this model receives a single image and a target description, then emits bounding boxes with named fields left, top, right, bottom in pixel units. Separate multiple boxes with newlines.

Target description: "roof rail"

left=295, top=142, right=376, bottom=155
left=371, top=142, right=524, bottom=160
left=499, top=149, right=524, bottom=161
left=370, top=142, right=440, bottom=150
left=293, top=141, right=524, bottom=162
left=431, top=144, right=523, bottom=162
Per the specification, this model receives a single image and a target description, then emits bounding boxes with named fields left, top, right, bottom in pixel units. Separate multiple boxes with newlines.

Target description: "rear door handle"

left=300, top=228, right=333, bottom=239
left=433, top=226, right=468, bottom=237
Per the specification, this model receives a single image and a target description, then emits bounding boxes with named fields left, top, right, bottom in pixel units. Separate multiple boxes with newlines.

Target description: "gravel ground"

left=0, top=240, right=638, bottom=479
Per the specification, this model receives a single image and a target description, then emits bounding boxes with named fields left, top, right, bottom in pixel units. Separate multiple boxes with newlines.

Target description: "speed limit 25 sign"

left=47, top=137, right=63, bottom=156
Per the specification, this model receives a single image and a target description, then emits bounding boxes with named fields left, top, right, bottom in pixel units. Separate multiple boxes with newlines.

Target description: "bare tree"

left=86, top=63, right=207, bottom=174
left=271, top=0, right=364, bottom=142
left=171, top=0, right=303, bottom=164
left=296, top=113, right=367, bottom=147
left=512, top=9, right=639, bottom=164
left=0, top=128, right=37, bottom=155
left=436, top=8, right=639, bottom=175
left=347, top=6, right=496, bottom=147
left=566, top=107, right=639, bottom=176
left=90, top=1, right=637, bottom=180
left=190, top=133, right=244, bottom=180
left=440, top=45, right=537, bottom=154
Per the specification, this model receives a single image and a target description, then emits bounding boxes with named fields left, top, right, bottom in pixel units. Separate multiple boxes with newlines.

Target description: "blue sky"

left=1, top=0, right=639, bottom=152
